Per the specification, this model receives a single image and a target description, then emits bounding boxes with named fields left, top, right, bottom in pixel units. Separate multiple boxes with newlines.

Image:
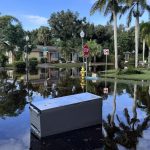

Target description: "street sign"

left=103, top=49, right=109, bottom=55
left=83, top=44, right=89, bottom=58
left=103, top=88, right=108, bottom=94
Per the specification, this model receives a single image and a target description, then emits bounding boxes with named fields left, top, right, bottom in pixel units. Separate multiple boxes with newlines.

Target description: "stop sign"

left=83, top=44, right=89, bottom=58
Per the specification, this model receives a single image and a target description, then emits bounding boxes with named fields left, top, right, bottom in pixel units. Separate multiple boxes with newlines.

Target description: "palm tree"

left=90, top=0, right=122, bottom=70
left=87, top=39, right=102, bottom=63
left=146, top=34, right=150, bottom=68
left=140, top=22, right=147, bottom=63
left=121, top=0, right=150, bottom=68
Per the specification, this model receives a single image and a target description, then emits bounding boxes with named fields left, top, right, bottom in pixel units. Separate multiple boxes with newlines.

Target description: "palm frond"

left=127, top=7, right=134, bottom=27
left=90, top=0, right=107, bottom=15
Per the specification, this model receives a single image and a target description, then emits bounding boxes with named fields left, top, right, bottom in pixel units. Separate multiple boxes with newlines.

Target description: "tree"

left=37, top=26, right=51, bottom=46
left=121, top=0, right=150, bottom=68
left=140, top=22, right=150, bottom=63
left=90, top=0, right=122, bottom=70
left=87, top=39, right=102, bottom=63
left=0, top=15, right=25, bottom=59
left=48, top=10, right=86, bottom=60
left=117, top=30, right=134, bottom=54
left=48, top=10, right=85, bottom=41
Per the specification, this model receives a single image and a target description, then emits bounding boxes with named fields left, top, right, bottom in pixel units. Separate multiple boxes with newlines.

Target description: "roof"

left=32, top=45, right=60, bottom=52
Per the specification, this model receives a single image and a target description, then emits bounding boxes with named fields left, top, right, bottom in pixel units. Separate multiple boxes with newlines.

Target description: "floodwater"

left=0, top=67, right=150, bottom=150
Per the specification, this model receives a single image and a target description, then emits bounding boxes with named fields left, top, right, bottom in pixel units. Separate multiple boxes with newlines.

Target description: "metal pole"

left=105, top=54, right=107, bottom=74
left=82, top=38, right=84, bottom=65
left=86, top=57, right=88, bottom=77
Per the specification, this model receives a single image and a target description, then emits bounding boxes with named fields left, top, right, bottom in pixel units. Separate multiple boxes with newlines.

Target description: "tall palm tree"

left=90, top=0, right=122, bottom=70
left=121, top=0, right=150, bottom=68
left=141, top=22, right=147, bottom=63
left=145, top=34, right=150, bottom=68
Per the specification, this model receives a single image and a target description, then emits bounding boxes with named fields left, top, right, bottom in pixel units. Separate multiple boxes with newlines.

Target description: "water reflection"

left=30, top=125, right=103, bottom=150
left=1, top=68, right=150, bottom=149
left=0, top=71, right=27, bottom=117
left=102, top=82, right=150, bottom=150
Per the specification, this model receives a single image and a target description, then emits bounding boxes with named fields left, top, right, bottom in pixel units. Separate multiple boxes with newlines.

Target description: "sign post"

left=83, top=44, right=89, bottom=77
left=103, top=49, right=109, bottom=74
left=103, top=49, right=109, bottom=95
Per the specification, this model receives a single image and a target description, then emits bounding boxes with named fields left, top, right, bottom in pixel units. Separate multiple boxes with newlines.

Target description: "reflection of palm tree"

left=133, top=84, right=137, bottom=119
left=102, top=107, right=150, bottom=149
left=111, top=80, right=117, bottom=125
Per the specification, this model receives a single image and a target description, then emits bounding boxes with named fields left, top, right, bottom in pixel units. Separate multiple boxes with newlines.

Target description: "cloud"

left=24, top=15, right=48, bottom=26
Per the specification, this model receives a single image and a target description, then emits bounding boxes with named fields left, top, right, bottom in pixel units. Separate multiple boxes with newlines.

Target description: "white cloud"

left=24, top=15, right=48, bottom=26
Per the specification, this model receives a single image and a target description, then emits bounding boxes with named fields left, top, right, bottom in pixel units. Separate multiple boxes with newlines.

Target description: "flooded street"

left=0, top=68, right=150, bottom=150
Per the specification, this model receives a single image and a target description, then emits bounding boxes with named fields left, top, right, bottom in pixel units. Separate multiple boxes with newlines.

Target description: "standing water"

left=0, top=68, right=150, bottom=150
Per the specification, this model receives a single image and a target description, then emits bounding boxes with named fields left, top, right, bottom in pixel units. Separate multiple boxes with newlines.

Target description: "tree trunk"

left=133, top=84, right=137, bottom=119
left=113, top=11, right=118, bottom=70
left=135, top=16, right=139, bottom=68
left=143, top=39, right=145, bottom=63
left=148, top=47, right=150, bottom=68
left=111, top=79, right=117, bottom=125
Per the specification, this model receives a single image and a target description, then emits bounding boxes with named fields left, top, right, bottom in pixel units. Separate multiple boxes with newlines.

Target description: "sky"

left=0, top=0, right=150, bottom=31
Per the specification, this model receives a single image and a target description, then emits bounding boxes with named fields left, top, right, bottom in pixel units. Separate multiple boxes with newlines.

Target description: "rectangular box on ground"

left=30, top=92, right=102, bottom=138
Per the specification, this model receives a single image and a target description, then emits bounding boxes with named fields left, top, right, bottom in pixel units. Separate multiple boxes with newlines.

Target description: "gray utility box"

left=30, top=92, right=102, bottom=139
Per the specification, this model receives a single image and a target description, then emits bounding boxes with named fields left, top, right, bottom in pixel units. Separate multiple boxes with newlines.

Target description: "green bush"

left=117, top=67, right=143, bottom=75
left=41, top=58, right=47, bottom=63
left=0, top=54, right=8, bottom=67
left=14, top=61, right=26, bottom=72
left=29, top=58, right=38, bottom=69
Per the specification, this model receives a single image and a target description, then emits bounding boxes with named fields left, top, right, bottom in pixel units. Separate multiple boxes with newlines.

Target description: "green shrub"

left=41, top=58, right=47, bottom=63
left=14, top=61, right=26, bottom=72
left=0, top=54, right=8, bottom=67
left=117, top=67, right=143, bottom=75
left=29, top=58, right=38, bottom=69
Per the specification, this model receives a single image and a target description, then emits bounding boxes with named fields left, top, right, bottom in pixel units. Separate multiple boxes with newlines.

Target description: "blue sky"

left=0, top=0, right=149, bottom=31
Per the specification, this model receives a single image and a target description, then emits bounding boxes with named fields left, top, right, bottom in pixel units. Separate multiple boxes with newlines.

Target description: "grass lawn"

left=100, top=69, right=150, bottom=81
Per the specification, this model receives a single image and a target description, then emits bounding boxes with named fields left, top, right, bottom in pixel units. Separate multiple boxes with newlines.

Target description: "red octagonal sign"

left=83, top=44, right=89, bottom=58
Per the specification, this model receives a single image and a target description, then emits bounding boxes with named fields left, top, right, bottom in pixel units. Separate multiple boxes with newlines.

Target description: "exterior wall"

left=50, top=52, right=59, bottom=61
left=6, top=51, right=14, bottom=64
left=28, top=52, right=41, bottom=62
left=71, top=53, right=78, bottom=62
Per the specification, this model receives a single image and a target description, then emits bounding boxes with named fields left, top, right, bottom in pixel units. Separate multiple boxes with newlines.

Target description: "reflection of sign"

left=83, top=44, right=89, bottom=58
left=103, top=88, right=108, bottom=94
left=103, top=49, right=109, bottom=55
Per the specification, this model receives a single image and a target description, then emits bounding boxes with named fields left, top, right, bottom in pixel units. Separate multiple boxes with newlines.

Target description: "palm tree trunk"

left=143, top=39, right=146, bottom=63
left=148, top=47, right=150, bottom=68
left=135, top=16, right=139, bottom=68
left=113, top=11, right=118, bottom=70
left=111, top=79, right=117, bottom=125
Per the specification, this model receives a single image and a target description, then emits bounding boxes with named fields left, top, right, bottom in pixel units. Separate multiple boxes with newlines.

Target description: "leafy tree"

left=90, top=0, right=123, bottom=70
left=0, top=15, right=25, bottom=59
left=48, top=10, right=87, bottom=60
left=121, top=0, right=150, bottom=68
left=117, top=30, right=134, bottom=54
left=37, top=26, right=51, bottom=46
